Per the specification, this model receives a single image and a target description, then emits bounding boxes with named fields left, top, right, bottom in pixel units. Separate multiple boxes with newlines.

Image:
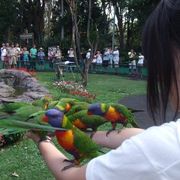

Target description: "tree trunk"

left=115, top=4, right=124, bottom=50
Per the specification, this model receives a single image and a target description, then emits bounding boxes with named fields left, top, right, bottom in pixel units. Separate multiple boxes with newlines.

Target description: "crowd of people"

left=0, top=43, right=47, bottom=70
left=0, top=42, right=144, bottom=78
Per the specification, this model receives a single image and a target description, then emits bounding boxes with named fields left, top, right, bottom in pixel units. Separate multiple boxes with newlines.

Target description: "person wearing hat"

left=54, top=46, right=64, bottom=79
left=37, top=47, right=45, bottom=70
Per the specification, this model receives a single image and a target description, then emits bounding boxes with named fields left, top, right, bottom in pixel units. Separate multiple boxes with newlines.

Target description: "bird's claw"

left=62, top=159, right=78, bottom=171
left=61, top=163, right=76, bottom=171
left=106, top=129, right=114, bottom=136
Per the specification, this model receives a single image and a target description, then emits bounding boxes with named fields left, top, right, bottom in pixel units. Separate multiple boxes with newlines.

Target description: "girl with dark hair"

left=27, top=1, right=180, bottom=179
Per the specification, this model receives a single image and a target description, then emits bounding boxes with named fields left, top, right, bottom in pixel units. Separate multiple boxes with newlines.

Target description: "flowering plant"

left=53, top=81, right=96, bottom=100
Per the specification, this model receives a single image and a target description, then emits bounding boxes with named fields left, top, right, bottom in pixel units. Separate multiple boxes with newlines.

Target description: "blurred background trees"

left=0, top=0, right=160, bottom=51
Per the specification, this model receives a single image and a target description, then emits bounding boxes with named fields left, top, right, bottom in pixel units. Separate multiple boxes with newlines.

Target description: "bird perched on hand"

left=44, top=108, right=103, bottom=170
left=87, top=103, right=139, bottom=135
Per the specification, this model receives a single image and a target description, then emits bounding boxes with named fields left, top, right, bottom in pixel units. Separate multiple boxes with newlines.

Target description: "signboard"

left=20, top=33, right=33, bottom=40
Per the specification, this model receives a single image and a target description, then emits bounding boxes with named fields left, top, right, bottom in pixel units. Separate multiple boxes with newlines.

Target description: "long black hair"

left=142, top=0, right=180, bottom=124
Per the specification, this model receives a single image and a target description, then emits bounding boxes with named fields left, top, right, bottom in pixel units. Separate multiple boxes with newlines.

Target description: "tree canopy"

left=0, top=0, right=160, bottom=50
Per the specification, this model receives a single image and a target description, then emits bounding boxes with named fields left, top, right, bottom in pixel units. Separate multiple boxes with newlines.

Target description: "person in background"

left=48, top=47, right=56, bottom=69
left=23, top=47, right=30, bottom=69
left=80, top=48, right=86, bottom=71
left=67, top=48, right=75, bottom=62
left=96, top=51, right=103, bottom=69
left=128, top=49, right=136, bottom=76
left=55, top=46, right=62, bottom=61
left=1, top=43, right=7, bottom=68
left=6, top=43, right=11, bottom=68
left=103, top=48, right=110, bottom=68
left=28, top=0, right=180, bottom=180
left=109, top=48, right=114, bottom=68
left=137, top=53, right=144, bottom=79
left=37, top=47, right=45, bottom=70
left=54, top=46, right=64, bottom=79
left=113, top=47, right=120, bottom=68
left=19, top=47, right=24, bottom=68
left=30, top=44, right=37, bottom=70
left=15, top=43, right=21, bottom=68
left=86, top=49, right=91, bottom=61
left=91, top=54, right=97, bottom=72
left=9, top=44, right=17, bottom=68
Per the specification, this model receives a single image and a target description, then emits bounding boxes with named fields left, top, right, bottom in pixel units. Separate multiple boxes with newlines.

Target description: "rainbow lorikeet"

left=0, top=101, right=30, bottom=113
left=67, top=110, right=107, bottom=132
left=32, top=96, right=53, bottom=110
left=0, top=108, right=66, bottom=145
left=54, top=98, right=79, bottom=113
left=65, top=102, right=89, bottom=116
left=55, top=98, right=88, bottom=115
left=0, top=105, right=45, bottom=136
left=87, top=103, right=139, bottom=135
left=55, top=101, right=72, bottom=113
left=44, top=108, right=103, bottom=170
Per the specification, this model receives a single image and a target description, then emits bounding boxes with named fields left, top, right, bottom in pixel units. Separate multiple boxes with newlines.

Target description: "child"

left=23, top=47, right=30, bottom=69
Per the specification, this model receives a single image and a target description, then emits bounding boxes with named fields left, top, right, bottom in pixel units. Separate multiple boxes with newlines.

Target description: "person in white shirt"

left=137, top=53, right=144, bottom=79
left=27, top=1, right=180, bottom=180
left=96, top=51, right=103, bottom=70
left=113, top=47, right=120, bottom=68
left=128, top=49, right=136, bottom=75
left=86, top=49, right=91, bottom=61
left=67, top=48, right=75, bottom=62
left=103, top=48, right=110, bottom=68
left=1, top=43, right=7, bottom=67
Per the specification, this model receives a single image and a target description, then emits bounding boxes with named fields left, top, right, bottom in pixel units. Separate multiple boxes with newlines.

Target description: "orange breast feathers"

left=73, top=119, right=87, bottom=130
left=65, top=103, right=71, bottom=112
left=105, top=106, right=125, bottom=122
left=55, top=130, right=74, bottom=150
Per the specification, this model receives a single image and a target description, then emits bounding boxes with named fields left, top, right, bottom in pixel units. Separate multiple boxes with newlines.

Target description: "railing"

left=0, top=61, right=147, bottom=77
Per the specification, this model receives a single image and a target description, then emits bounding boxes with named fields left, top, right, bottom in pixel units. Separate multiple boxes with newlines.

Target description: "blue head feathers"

left=45, top=109, right=64, bottom=128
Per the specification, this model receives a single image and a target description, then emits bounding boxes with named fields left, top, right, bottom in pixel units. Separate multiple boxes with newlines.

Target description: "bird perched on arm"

left=55, top=98, right=89, bottom=115
left=44, top=108, right=103, bottom=170
left=67, top=110, right=107, bottom=133
left=0, top=101, right=30, bottom=113
left=32, top=96, right=53, bottom=110
left=87, top=103, right=139, bottom=135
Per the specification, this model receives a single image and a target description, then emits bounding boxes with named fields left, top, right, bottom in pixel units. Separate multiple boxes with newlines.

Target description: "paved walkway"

left=119, top=95, right=180, bottom=129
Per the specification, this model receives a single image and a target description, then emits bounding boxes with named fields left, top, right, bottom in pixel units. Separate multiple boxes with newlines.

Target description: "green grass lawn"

left=0, top=72, right=146, bottom=180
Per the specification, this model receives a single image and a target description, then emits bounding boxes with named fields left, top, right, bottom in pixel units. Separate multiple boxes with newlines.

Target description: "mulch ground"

left=119, top=95, right=180, bottom=129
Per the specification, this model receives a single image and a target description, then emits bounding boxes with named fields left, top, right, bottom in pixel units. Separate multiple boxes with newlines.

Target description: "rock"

left=0, top=69, right=50, bottom=103
left=23, top=92, right=47, bottom=100
left=0, top=82, right=15, bottom=97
